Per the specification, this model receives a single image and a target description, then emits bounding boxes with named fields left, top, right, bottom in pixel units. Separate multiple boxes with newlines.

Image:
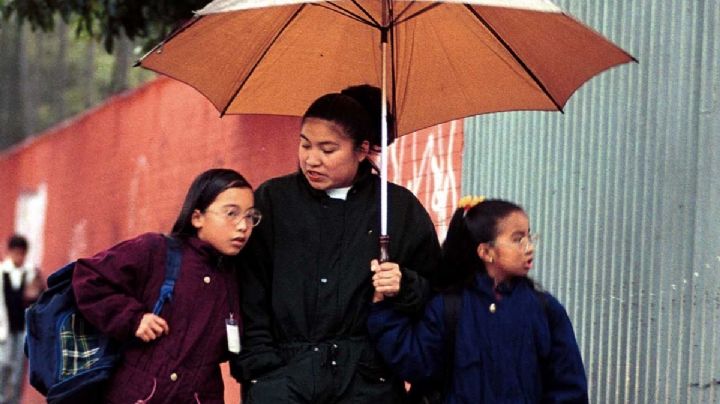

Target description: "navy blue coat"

left=368, top=273, right=588, bottom=404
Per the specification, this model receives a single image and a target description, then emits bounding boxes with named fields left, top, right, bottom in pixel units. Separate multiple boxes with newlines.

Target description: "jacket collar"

left=184, top=236, right=226, bottom=269
left=472, top=272, right=530, bottom=298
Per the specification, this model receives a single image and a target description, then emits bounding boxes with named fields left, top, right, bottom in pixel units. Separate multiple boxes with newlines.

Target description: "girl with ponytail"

left=369, top=197, right=588, bottom=403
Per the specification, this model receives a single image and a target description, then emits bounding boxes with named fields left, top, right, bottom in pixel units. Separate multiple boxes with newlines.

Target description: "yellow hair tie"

left=458, top=195, right=485, bottom=212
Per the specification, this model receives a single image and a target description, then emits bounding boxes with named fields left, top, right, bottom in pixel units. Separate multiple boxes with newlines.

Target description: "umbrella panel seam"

left=221, top=5, right=306, bottom=115
left=463, top=4, right=564, bottom=111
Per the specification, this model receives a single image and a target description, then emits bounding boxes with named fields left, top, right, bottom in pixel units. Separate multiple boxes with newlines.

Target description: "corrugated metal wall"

left=462, top=1, right=720, bottom=403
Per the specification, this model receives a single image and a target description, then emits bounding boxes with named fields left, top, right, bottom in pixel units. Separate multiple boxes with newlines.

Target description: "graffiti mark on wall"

left=68, top=219, right=88, bottom=261
left=388, top=121, right=461, bottom=238
left=128, top=155, right=149, bottom=234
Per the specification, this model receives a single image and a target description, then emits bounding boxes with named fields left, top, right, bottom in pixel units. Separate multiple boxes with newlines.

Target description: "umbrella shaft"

left=380, top=37, right=388, bottom=237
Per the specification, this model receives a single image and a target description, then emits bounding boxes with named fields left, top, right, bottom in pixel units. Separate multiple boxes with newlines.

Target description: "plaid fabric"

left=59, top=313, right=101, bottom=379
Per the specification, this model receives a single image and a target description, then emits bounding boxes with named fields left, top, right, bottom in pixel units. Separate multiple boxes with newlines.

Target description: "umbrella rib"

left=220, top=4, right=307, bottom=115
left=394, top=2, right=443, bottom=26
left=314, top=2, right=379, bottom=27
left=135, top=16, right=203, bottom=66
left=348, top=0, right=381, bottom=26
left=463, top=4, right=564, bottom=112
left=389, top=1, right=415, bottom=22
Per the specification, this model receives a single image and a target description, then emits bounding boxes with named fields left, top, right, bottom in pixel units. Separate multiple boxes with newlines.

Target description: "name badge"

left=226, top=315, right=241, bottom=353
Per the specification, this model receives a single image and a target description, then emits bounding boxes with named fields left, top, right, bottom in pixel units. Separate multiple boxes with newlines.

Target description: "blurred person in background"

left=0, top=234, right=43, bottom=404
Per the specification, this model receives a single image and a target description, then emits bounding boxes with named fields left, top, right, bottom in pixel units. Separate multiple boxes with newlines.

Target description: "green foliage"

left=0, top=14, right=156, bottom=150
left=0, top=0, right=208, bottom=53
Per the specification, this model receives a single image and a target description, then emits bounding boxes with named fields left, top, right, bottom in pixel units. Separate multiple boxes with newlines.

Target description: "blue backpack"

left=24, top=236, right=183, bottom=404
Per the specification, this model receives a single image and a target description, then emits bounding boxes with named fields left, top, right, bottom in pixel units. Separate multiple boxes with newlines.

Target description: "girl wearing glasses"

left=368, top=198, right=588, bottom=403
left=72, top=168, right=259, bottom=403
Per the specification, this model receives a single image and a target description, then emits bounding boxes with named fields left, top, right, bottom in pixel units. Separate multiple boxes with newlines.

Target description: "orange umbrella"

left=138, top=0, right=635, bottom=255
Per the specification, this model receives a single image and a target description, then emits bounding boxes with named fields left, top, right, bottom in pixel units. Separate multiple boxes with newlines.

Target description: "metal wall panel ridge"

left=462, top=1, right=720, bottom=403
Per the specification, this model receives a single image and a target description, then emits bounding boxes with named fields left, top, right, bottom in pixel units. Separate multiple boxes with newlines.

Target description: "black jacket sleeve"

left=386, top=188, right=441, bottom=315
left=230, top=185, right=285, bottom=382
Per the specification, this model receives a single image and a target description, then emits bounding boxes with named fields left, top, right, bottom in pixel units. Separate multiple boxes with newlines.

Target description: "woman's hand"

left=135, top=313, right=169, bottom=342
left=371, top=259, right=402, bottom=303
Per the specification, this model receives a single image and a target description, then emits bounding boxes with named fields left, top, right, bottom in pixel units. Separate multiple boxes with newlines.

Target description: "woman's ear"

left=356, top=140, right=370, bottom=161
left=191, top=209, right=204, bottom=230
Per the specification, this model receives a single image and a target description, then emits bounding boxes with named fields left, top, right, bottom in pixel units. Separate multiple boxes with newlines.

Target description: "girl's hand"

left=135, top=313, right=169, bottom=342
left=371, top=259, right=402, bottom=303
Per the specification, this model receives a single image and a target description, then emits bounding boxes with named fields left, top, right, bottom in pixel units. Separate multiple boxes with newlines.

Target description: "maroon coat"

left=72, top=233, right=240, bottom=403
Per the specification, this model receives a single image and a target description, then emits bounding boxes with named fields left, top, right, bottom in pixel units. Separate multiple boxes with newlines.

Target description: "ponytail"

left=436, top=208, right=485, bottom=289
left=437, top=198, right=524, bottom=289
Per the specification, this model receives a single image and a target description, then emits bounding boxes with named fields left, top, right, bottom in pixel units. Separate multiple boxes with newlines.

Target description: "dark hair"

left=437, top=199, right=524, bottom=289
left=302, top=84, right=395, bottom=150
left=7, top=234, right=28, bottom=251
left=171, top=169, right=252, bottom=238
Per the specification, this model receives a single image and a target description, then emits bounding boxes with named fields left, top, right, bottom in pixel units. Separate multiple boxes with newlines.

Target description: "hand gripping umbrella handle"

left=379, top=235, right=391, bottom=263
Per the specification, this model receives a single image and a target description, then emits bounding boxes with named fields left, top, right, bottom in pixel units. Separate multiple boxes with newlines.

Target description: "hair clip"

left=458, top=195, right=485, bottom=213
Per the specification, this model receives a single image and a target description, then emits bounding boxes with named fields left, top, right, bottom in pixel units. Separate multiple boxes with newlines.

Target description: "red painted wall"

left=0, top=77, right=463, bottom=403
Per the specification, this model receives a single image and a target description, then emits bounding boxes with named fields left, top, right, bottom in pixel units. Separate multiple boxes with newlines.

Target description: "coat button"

left=170, top=372, right=178, bottom=381
left=489, top=303, right=496, bottom=313
left=203, top=276, right=211, bottom=284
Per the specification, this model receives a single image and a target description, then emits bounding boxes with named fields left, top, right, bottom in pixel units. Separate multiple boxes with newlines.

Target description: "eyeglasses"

left=205, top=207, right=262, bottom=227
left=490, top=233, right=539, bottom=252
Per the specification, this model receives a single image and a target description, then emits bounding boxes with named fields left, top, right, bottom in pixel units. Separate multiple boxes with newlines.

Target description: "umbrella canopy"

left=139, top=0, right=635, bottom=135
left=138, top=0, right=635, bottom=251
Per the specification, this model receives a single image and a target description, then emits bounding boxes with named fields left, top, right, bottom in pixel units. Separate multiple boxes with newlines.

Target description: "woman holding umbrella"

left=231, top=85, right=441, bottom=403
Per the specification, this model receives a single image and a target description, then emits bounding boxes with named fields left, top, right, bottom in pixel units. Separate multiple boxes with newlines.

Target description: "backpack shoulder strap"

left=151, top=236, right=183, bottom=315
left=440, top=291, right=462, bottom=393
left=443, top=292, right=462, bottom=339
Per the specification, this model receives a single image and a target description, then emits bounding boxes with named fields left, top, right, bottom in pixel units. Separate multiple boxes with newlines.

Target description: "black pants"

left=242, top=338, right=406, bottom=404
